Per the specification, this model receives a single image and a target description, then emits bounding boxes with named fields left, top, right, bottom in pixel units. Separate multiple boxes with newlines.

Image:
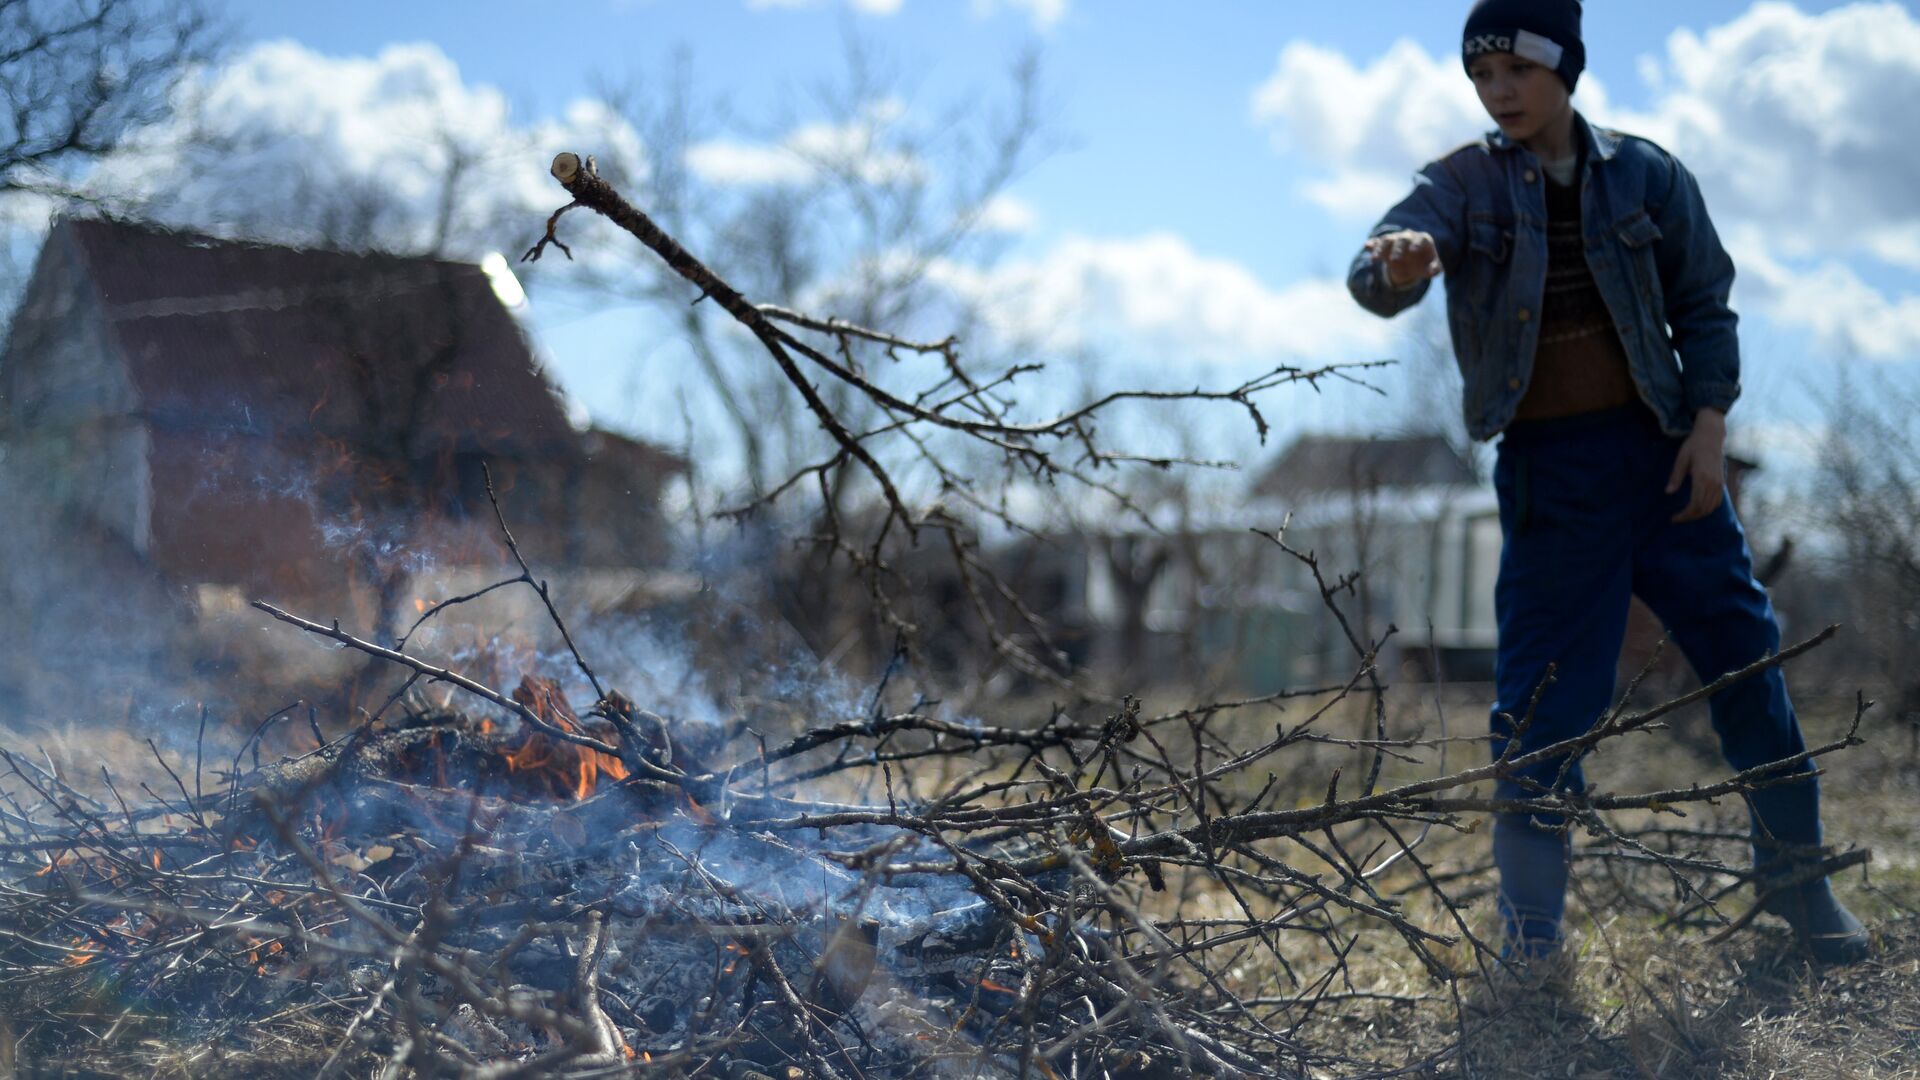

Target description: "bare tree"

left=527, top=141, right=1385, bottom=708
left=562, top=42, right=1102, bottom=687
left=585, top=40, right=1055, bottom=505
left=0, top=0, right=216, bottom=337
left=0, top=0, right=214, bottom=199
left=1815, top=364, right=1920, bottom=753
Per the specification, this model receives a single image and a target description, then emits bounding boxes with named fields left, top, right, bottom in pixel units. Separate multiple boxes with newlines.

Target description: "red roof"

left=63, top=218, right=576, bottom=456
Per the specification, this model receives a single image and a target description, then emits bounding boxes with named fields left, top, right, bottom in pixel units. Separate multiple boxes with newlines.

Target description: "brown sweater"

left=1514, top=173, right=1639, bottom=421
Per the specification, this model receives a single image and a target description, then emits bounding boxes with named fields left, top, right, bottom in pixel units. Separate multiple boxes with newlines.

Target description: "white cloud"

left=687, top=102, right=926, bottom=187
left=973, top=0, right=1067, bottom=29
left=1249, top=37, right=1619, bottom=220
left=745, top=0, right=1061, bottom=26
left=931, top=232, right=1396, bottom=365
left=1727, top=418, right=1827, bottom=473
left=1251, top=37, right=1485, bottom=201
left=1618, top=2, right=1920, bottom=271
left=973, top=194, right=1038, bottom=233
left=1728, top=227, right=1920, bottom=360
left=1298, top=172, right=1418, bottom=224
left=684, top=138, right=812, bottom=185
left=78, top=40, right=644, bottom=263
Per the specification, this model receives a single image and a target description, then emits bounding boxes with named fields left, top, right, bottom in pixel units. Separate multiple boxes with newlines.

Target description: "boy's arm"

left=1650, top=151, right=1741, bottom=416
left=1348, top=158, right=1467, bottom=318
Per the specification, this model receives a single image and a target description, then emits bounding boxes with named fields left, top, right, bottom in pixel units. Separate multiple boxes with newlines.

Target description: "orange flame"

left=63, top=935, right=98, bottom=967
left=36, top=851, right=78, bottom=876
left=979, top=978, right=1017, bottom=994
left=681, top=789, right=716, bottom=826
left=506, top=676, right=629, bottom=801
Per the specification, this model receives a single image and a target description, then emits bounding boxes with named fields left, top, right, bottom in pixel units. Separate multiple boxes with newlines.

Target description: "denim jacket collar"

left=1484, top=111, right=1622, bottom=164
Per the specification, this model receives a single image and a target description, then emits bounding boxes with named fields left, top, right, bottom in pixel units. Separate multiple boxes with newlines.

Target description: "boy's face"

left=1469, top=52, right=1571, bottom=145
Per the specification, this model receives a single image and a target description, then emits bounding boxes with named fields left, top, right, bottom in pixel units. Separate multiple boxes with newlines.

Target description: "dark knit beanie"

left=1462, top=0, right=1586, bottom=93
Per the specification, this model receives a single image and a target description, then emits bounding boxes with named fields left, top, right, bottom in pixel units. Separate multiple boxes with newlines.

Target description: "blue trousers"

left=1488, top=404, right=1821, bottom=954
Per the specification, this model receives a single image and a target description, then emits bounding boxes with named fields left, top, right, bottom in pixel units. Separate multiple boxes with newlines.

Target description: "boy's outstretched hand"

left=1365, top=230, right=1442, bottom=288
left=1667, top=407, right=1728, bottom=522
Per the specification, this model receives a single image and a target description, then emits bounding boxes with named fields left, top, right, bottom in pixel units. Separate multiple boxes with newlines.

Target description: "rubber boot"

left=1493, top=814, right=1570, bottom=960
left=1757, top=873, right=1870, bottom=964
left=1747, top=779, right=1869, bottom=964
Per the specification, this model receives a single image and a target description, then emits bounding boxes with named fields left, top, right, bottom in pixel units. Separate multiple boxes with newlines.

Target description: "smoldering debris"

left=0, top=611, right=1866, bottom=1079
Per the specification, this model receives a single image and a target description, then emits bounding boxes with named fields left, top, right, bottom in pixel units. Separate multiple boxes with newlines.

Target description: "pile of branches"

left=0, top=157, right=1873, bottom=1078
left=0, top=566, right=1867, bottom=1078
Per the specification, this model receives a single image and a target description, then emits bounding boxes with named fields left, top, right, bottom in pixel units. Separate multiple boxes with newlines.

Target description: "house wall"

left=146, top=429, right=346, bottom=597
left=566, top=462, right=675, bottom=569
left=0, top=229, right=150, bottom=549
left=1079, top=487, right=1504, bottom=691
left=431, top=451, right=576, bottom=567
left=143, top=435, right=600, bottom=601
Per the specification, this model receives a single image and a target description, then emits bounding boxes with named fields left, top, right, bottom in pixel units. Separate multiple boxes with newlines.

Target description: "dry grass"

left=1267, top=686, right=1920, bottom=1079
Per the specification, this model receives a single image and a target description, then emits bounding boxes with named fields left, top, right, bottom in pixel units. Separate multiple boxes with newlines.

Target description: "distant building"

left=1074, top=431, right=1498, bottom=689
left=1250, top=432, right=1478, bottom=500
left=1250, top=433, right=1771, bottom=688
left=0, top=218, right=683, bottom=721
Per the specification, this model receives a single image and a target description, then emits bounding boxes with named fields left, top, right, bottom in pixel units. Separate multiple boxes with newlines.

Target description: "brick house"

left=0, top=218, right=683, bottom=721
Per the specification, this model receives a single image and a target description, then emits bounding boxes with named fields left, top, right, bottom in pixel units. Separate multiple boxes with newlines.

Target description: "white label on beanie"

left=1513, top=29, right=1564, bottom=70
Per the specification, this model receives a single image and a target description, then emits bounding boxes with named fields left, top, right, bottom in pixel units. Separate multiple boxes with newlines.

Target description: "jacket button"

left=1524, top=169, right=1538, bottom=183
left=1508, top=377, right=1522, bottom=390
left=1517, top=308, right=1532, bottom=321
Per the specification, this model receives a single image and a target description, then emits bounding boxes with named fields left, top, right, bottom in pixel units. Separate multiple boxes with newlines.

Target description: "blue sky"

left=196, top=0, right=1920, bottom=480
left=232, top=0, right=1867, bottom=282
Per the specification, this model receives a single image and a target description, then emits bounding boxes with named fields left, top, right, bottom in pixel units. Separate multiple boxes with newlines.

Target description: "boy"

left=1348, top=0, right=1868, bottom=965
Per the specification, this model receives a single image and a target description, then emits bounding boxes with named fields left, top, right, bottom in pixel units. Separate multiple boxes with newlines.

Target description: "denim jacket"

left=1347, top=111, right=1739, bottom=441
